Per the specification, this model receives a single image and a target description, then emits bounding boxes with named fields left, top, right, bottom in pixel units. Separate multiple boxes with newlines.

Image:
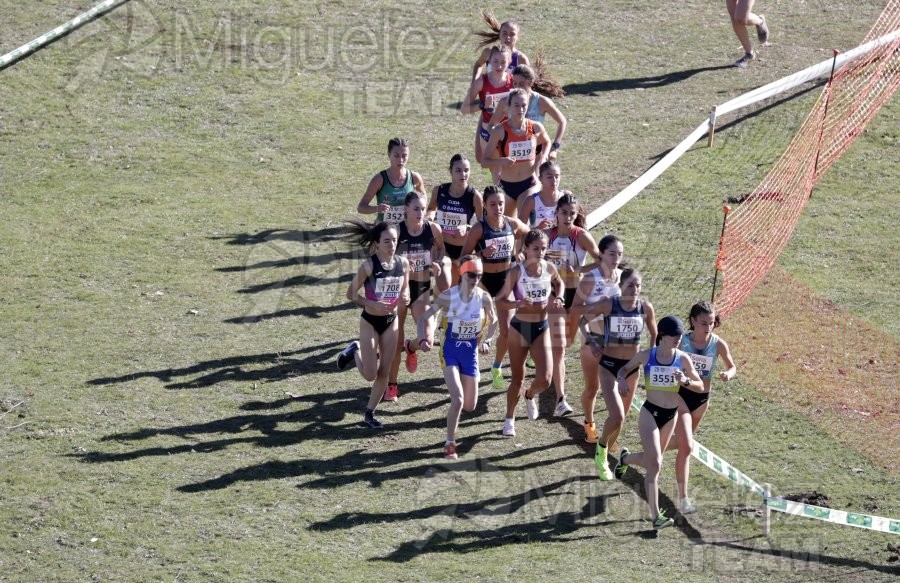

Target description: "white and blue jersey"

left=441, top=287, right=487, bottom=377
left=643, top=347, right=687, bottom=392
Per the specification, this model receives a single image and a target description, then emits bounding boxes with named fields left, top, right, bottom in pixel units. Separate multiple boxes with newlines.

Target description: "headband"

left=460, top=258, right=483, bottom=275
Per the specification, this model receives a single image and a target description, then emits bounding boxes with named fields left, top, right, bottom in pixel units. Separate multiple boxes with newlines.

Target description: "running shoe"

left=524, top=396, right=538, bottom=420
left=653, top=511, right=674, bottom=530
left=679, top=498, right=697, bottom=515
left=583, top=422, right=598, bottom=444
left=614, top=447, right=630, bottom=479
left=491, top=366, right=505, bottom=390
left=383, top=383, right=399, bottom=402
left=363, top=411, right=383, bottom=429
left=525, top=355, right=536, bottom=369
left=734, top=50, right=756, bottom=68
left=756, top=15, right=769, bottom=45
left=336, top=341, right=360, bottom=371
left=404, top=339, right=418, bottom=374
left=554, top=397, right=574, bottom=417
left=444, top=442, right=458, bottom=460
left=595, top=443, right=613, bottom=480
left=502, top=418, right=516, bottom=437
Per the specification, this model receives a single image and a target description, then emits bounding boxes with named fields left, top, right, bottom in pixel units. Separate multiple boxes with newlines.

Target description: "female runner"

left=613, top=316, right=703, bottom=530
left=416, top=255, right=498, bottom=460
left=494, top=229, right=564, bottom=436
left=489, top=64, right=567, bottom=163
left=543, top=192, right=601, bottom=417
left=570, top=269, right=657, bottom=479
left=357, top=137, right=425, bottom=224
left=427, top=153, right=483, bottom=289
left=517, top=161, right=562, bottom=229
left=727, top=0, right=769, bottom=68
left=461, top=185, right=530, bottom=390
left=668, top=301, right=737, bottom=514
left=483, top=88, right=550, bottom=217
left=472, top=11, right=530, bottom=80
left=336, top=221, right=410, bottom=429
left=385, top=191, right=445, bottom=402
left=461, top=46, right=513, bottom=168
left=573, top=235, right=624, bottom=444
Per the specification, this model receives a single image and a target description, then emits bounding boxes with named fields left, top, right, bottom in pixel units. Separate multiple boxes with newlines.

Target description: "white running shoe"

left=524, top=397, right=538, bottom=420
left=554, top=398, right=574, bottom=417
left=679, top=497, right=698, bottom=515
left=502, top=418, right=516, bottom=437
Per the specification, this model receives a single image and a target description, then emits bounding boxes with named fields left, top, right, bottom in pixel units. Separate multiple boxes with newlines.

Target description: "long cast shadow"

left=87, top=341, right=347, bottom=389
left=563, top=65, right=732, bottom=96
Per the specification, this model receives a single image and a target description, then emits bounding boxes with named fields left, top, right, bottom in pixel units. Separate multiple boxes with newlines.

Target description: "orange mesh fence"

left=715, top=1, right=899, bottom=473
left=717, top=3, right=900, bottom=318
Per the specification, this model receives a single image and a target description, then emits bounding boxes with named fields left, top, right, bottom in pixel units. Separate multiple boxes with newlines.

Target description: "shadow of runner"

left=563, top=65, right=733, bottom=96
left=87, top=341, right=348, bottom=388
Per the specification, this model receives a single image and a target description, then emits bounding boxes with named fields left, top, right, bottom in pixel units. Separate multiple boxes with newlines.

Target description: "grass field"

left=1, top=0, right=898, bottom=581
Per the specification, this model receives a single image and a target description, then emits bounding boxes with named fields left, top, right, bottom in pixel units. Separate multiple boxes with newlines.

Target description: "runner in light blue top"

left=669, top=301, right=737, bottom=514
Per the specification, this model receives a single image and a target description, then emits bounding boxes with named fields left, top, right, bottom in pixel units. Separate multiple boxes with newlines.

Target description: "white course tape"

left=0, top=0, right=129, bottom=69
left=585, top=28, right=900, bottom=230
left=766, top=497, right=900, bottom=535
left=628, top=396, right=899, bottom=534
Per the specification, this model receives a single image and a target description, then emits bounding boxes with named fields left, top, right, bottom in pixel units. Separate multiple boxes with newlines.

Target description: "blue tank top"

left=680, top=334, right=720, bottom=379
left=604, top=296, right=645, bottom=346
left=643, top=347, right=686, bottom=392
left=477, top=217, right=515, bottom=265
left=376, top=170, right=414, bottom=223
left=397, top=221, right=435, bottom=274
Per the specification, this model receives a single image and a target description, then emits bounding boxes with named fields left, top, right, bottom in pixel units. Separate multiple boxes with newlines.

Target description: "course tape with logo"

left=0, top=0, right=129, bottom=69
left=629, top=397, right=899, bottom=534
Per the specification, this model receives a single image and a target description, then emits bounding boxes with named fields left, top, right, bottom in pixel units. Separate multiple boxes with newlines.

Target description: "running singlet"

left=643, top=347, right=686, bottom=392
left=364, top=255, right=405, bottom=305
left=500, top=119, right=536, bottom=162
left=525, top=93, right=545, bottom=124
left=604, top=296, right=645, bottom=346
left=680, top=334, right=720, bottom=379
left=445, top=286, right=486, bottom=343
left=397, top=221, right=435, bottom=274
left=515, top=260, right=552, bottom=305
left=376, top=169, right=413, bottom=223
left=585, top=268, right=622, bottom=304
left=477, top=217, right=515, bottom=264
left=479, top=73, right=513, bottom=124
left=530, top=192, right=558, bottom=227
left=434, top=183, right=477, bottom=236
left=546, top=226, right=586, bottom=280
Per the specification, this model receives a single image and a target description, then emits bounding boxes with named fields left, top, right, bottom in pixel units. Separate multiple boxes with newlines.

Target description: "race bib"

left=649, top=366, right=678, bottom=389
left=609, top=316, right=643, bottom=339
left=485, top=91, right=509, bottom=113
left=523, top=280, right=549, bottom=303
left=489, top=234, right=514, bottom=259
left=405, top=251, right=431, bottom=273
left=688, top=353, right=714, bottom=377
left=375, top=276, right=402, bottom=302
left=508, top=139, right=535, bottom=161
left=546, top=249, right=568, bottom=269
left=437, top=210, right=467, bottom=232
left=453, top=318, right=480, bottom=340
left=383, top=205, right=405, bottom=223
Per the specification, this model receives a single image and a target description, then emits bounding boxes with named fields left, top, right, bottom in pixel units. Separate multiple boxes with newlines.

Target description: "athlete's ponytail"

left=345, top=219, right=397, bottom=249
